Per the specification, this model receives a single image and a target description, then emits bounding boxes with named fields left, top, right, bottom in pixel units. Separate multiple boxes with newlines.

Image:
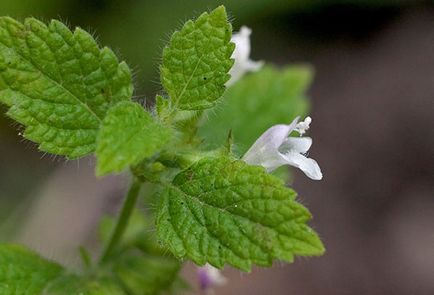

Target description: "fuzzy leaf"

left=0, top=244, right=63, bottom=294
left=160, top=6, right=234, bottom=110
left=0, top=17, right=133, bottom=158
left=156, top=157, right=324, bottom=271
left=96, top=101, right=172, bottom=176
left=198, top=65, right=312, bottom=155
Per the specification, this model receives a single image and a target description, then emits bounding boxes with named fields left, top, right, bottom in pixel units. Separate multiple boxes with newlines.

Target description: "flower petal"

left=197, top=264, right=227, bottom=291
left=227, top=26, right=263, bottom=86
left=281, top=151, right=323, bottom=180
left=280, top=137, right=312, bottom=154
left=246, top=117, right=299, bottom=151
left=231, top=26, right=252, bottom=63
left=242, top=118, right=299, bottom=171
left=244, top=150, right=288, bottom=172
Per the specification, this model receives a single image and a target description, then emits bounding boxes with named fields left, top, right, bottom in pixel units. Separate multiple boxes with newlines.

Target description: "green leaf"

left=0, top=244, right=64, bottom=294
left=96, top=101, right=172, bottom=176
left=160, top=6, right=234, bottom=110
left=156, top=157, right=324, bottom=272
left=44, top=276, right=125, bottom=295
left=0, top=17, right=133, bottom=158
left=198, top=65, right=312, bottom=155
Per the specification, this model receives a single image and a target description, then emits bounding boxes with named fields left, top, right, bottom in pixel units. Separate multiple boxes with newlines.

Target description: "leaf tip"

left=212, top=5, right=228, bottom=17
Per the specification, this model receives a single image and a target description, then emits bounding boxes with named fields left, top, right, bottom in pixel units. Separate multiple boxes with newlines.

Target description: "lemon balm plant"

left=0, top=6, right=324, bottom=294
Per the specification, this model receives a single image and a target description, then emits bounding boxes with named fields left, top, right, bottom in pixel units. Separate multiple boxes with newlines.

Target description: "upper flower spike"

left=242, top=117, right=323, bottom=180
left=227, top=26, right=264, bottom=86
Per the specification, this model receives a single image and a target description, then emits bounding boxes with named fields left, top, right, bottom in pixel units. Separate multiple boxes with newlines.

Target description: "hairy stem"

left=99, top=178, right=141, bottom=264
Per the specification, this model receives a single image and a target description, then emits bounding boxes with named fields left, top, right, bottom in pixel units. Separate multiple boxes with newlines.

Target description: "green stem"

left=99, top=178, right=141, bottom=264
left=79, top=246, right=92, bottom=268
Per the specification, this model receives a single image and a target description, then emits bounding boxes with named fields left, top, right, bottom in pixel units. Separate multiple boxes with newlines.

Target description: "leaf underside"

left=156, top=157, right=324, bottom=271
left=160, top=6, right=235, bottom=110
left=0, top=17, right=133, bottom=158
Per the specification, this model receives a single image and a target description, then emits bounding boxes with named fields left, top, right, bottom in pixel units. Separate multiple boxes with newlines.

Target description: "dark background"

left=0, top=1, right=433, bottom=294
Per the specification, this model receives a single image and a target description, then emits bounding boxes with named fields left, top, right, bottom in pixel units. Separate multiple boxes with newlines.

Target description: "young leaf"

left=155, top=94, right=171, bottom=121
left=156, top=157, right=324, bottom=271
left=0, top=244, right=63, bottom=294
left=198, top=65, right=312, bottom=155
left=0, top=17, right=133, bottom=158
left=96, top=101, right=172, bottom=176
left=160, top=6, right=235, bottom=110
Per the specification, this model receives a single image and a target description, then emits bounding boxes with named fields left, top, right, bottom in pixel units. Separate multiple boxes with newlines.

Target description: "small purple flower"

left=197, top=264, right=227, bottom=293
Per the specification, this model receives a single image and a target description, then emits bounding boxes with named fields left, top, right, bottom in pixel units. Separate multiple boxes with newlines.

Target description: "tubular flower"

left=227, top=26, right=263, bottom=86
left=242, top=116, right=323, bottom=180
left=197, top=264, right=227, bottom=294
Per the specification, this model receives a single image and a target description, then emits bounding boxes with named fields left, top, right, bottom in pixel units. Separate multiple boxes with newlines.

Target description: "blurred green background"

left=1, top=1, right=433, bottom=294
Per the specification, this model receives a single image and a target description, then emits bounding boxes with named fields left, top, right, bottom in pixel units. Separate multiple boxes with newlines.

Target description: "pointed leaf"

left=160, top=6, right=234, bottom=110
left=0, top=17, right=133, bottom=158
left=156, top=157, right=324, bottom=271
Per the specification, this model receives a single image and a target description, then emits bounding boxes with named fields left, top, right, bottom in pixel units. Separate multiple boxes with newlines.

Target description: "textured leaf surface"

left=198, top=65, right=312, bottom=155
left=156, top=157, right=324, bottom=271
left=96, top=101, right=172, bottom=176
left=0, top=17, right=133, bottom=158
left=160, top=6, right=234, bottom=110
left=0, top=244, right=63, bottom=295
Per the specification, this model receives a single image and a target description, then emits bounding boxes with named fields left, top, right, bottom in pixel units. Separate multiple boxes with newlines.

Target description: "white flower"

left=242, top=116, right=323, bottom=180
left=227, top=26, right=264, bottom=86
left=197, top=264, right=227, bottom=294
